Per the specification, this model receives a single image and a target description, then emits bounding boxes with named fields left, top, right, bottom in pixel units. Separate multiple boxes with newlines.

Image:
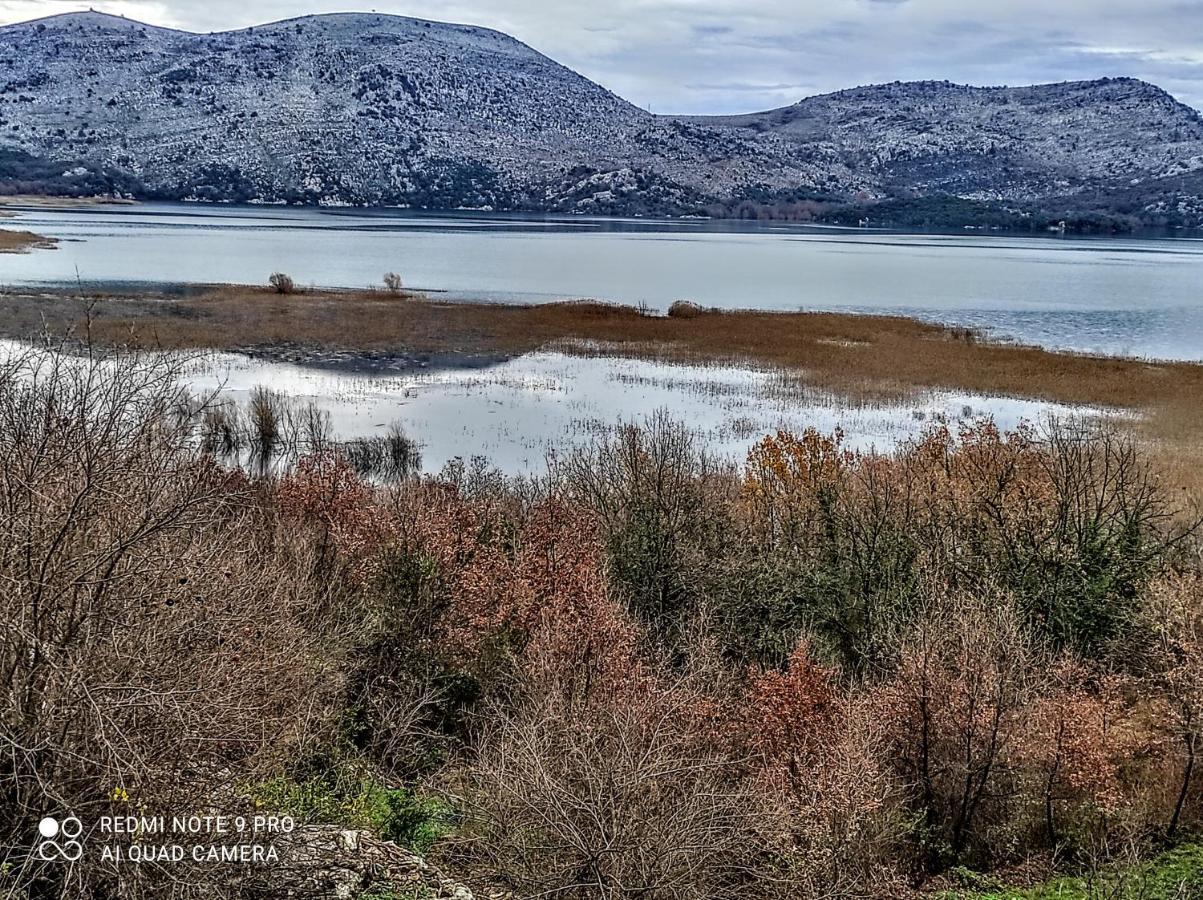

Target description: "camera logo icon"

left=36, top=816, right=83, bottom=861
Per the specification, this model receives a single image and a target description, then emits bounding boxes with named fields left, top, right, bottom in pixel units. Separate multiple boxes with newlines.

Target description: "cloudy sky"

left=2, top=0, right=1202, bottom=114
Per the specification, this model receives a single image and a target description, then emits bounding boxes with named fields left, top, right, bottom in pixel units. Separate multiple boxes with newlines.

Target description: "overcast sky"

left=2, top=0, right=1202, bottom=114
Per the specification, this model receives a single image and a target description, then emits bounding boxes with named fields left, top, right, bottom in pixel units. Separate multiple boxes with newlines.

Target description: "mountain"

left=693, top=79, right=1203, bottom=210
left=1, top=10, right=1203, bottom=226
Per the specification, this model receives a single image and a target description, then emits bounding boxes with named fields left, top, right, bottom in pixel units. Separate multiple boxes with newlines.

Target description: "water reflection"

left=181, top=348, right=1103, bottom=475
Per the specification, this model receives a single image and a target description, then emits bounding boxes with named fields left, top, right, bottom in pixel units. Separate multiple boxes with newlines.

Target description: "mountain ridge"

left=1, top=10, right=1202, bottom=227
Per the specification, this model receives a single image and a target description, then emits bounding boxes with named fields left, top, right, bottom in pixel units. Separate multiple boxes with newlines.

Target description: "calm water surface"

left=182, top=348, right=1094, bottom=475
left=3, top=203, right=1203, bottom=361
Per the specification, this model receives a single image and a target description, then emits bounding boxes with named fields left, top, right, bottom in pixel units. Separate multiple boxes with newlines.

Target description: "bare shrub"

left=383, top=271, right=403, bottom=294
left=248, top=384, right=287, bottom=459
left=269, top=271, right=296, bottom=294
left=874, top=595, right=1038, bottom=868
left=459, top=662, right=753, bottom=899
left=0, top=347, right=349, bottom=896
left=739, top=639, right=907, bottom=895
left=667, top=299, right=706, bottom=318
left=344, top=423, right=422, bottom=480
left=298, top=400, right=332, bottom=455
left=200, top=397, right=243, bottom=456
left=1144, top=573, right=1203, bottom=840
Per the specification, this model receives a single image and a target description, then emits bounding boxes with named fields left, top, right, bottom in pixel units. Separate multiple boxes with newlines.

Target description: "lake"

left=4, top=202, right=1203, bottom=361
left=0, top=338, right=1098, bottom=476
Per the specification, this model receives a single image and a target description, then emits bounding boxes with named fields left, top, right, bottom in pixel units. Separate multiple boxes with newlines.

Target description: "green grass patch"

left=942, top=844, right=1203, bottom=899
left=246, top=762, right=454, bottom=857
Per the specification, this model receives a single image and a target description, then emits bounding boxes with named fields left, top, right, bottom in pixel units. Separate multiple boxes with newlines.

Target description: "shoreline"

left=0, top=194, right=137, bottom=208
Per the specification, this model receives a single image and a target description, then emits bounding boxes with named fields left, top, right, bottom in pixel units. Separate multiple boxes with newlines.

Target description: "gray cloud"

left=2, top=0, right=1202, bottom=113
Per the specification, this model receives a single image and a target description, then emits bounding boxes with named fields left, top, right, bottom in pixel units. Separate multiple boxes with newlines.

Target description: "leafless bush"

left=458, top=675, right=754, bottom=899
left=248, top=384, right=288, bottom=459
left=748, top=698, right=908, bottom=898
left=298, top=400, right=333, bottom=455
left=0, top=346, right=350, bottom=897
left=383, top=272, right=403, bottom=294
left=201, top=398, right=244, bottom=456
left=344, top=423, right=422, bottom=480
left=667, top=299, right=706, bottom=319
left=269, top=271, right=296, bottom=294
left=877, top=593, right=1040, bottom=867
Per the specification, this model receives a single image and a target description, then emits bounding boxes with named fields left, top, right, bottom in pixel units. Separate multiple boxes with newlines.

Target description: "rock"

left=238, top=825, right=480, bottom=899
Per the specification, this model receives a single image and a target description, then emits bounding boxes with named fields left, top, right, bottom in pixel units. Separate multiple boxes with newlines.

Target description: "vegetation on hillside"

left=1, top=344, right=1201, bottom=897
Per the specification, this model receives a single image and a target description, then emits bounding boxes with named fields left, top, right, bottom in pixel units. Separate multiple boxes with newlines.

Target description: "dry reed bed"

left=4, top=284, right=1202, bottom=488
left=0, top=228, right=55, bottom=252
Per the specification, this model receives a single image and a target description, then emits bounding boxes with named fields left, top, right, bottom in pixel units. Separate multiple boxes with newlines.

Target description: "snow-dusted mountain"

left=2, top=10, right=1203, bottom=223
left=695, top=78, right=1203, bottom=200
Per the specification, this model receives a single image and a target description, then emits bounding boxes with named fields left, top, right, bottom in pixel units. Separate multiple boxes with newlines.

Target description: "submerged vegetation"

left=4, top=283, right=1202, bottom=498
left=5, top=284, right=1203, bottom=424
left=1, top=344, right=1201, bottom=898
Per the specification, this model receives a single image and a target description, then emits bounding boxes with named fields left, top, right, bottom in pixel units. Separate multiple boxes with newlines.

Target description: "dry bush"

left=1143, top=573, right=1203, bottom=840
left=201, top=397, right=244, bottom=456
left=276, top=451, right=396, bottom=587
left=461, top=681, right=752, bottom=900
left=343, top=423, right=422, bottom=480
left=268, top=271, right=296, bottom=294
left=872, top=595, right=1040, bottom=869
left=741, top=641, right=907, bottom=895
left=666, top=299, right=706, bottom=318
left=0, top=347, right=351, bottom=897
left=383, top=272, right=403, bottom=294
left=455, top=589, right=752, bottom=900
left=248, top=384, right=289, bottom=459
left=376, top=481, right=762, bottom=896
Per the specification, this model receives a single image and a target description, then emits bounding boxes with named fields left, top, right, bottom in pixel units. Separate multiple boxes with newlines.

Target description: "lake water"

left=182, top=347, right=1095, bottom=475
left=0, top=338, right=1100, bottom=475
left=3, top=202, right=1203, bottom=361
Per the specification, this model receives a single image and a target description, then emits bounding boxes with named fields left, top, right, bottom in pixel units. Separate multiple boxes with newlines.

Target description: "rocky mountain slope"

left=694, top=78, right=1203, bottom=201
left=1, top=10, right=1203, bottom=224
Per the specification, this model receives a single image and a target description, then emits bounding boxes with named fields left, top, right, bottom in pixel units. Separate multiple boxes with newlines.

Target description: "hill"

left=1, top=11, right=1202, bottom=225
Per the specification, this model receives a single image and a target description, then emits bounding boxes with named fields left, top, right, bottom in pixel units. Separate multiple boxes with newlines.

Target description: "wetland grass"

left=4, top=283, right=1203, bottom=497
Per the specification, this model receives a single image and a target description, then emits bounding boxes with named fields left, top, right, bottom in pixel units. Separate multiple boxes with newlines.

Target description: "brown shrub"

left=742, top=641, right=907, bottom=894
left=667, top=299, right=706, bottom=318
left=0, top=347, right=350, bottom=896
left=460, top=683, right=750, bottom=899
left=268, top=271, right=296, bottom=294
left=1143, top=573, right=1203, bottom=840
left=872, top=596, right=1038, bottom=869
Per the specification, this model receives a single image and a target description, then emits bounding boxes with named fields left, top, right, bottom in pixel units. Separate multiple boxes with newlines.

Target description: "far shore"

left=1, top=282, right=1201, bottom=497
left=0, top=194, right=137, bottom=208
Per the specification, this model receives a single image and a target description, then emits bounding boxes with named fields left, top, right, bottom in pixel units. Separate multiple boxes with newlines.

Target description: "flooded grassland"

left=3, top=284, right=1196, bottom=482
